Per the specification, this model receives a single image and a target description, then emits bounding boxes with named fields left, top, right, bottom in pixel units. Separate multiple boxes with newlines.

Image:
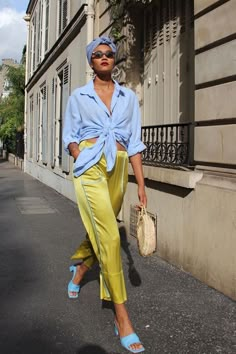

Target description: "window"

left=34, top=83, right=47, bottom=163
left=30, top=0, right=50, bottom=73
left=56, top=64, right=70, bottom=172
left=143, top=0, right=194, bottom=126
left=29, top=24, right=33, bottom=76
left=37, top=1, right=43, bottom=65
left=41, top=85, right=48, bottom=164
left=35, top=93, right=40, bottom=161
left=58, top=0, right=68, bottom=36
left=45, top=0, right=49, bottom=52
left=29, top=95, right=34, bottom=159
left=50, top=78, right=56, bottom=167
left=32, top=13, right=37, bottom=73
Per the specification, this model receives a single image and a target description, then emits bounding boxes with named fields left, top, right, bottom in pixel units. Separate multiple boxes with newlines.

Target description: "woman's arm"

left=127, top=94, right=147, bottom=207
left=129, top=153, right=147, bottom=207
left=63, top=94, right=81, bottom=156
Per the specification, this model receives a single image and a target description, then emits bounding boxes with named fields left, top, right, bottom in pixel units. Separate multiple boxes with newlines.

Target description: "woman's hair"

left=86, top=36, right=116, bottom=64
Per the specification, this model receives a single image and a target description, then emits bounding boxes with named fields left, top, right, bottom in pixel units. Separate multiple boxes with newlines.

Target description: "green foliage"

left=107, top=0, right=151, bottom=40
left=7, top=66, right=25, bottom=96
left=0, top=57, right=25, bottom=153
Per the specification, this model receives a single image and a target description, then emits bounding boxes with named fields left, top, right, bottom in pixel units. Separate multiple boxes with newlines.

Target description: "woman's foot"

left=114, top=304, right=145, bottom=352
left=68, top=263, right=89, bottom=298
left=115, top=318, right=144, bottom=352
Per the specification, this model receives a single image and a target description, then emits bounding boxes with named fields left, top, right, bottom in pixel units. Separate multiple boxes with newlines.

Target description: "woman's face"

left=91, top=44, right=115, bottom=74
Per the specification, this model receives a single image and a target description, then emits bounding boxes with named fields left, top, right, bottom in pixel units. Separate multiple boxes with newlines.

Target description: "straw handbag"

left=137, top=206, right=156, bottom=257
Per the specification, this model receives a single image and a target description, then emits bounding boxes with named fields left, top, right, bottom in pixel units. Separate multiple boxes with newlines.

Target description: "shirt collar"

left=80, top=79, right=125, bottom=98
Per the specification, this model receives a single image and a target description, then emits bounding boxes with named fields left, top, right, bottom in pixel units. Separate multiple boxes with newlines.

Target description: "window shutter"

left=32, top=14, right=37, bottom=72
left=29, top=25, right=33, bottom=77
left=58, top=0, right=68, bottom=35
left=171, top=0, right=178, bottom=38
left=61, top=65, right=70, bottom=173
left=42, top=86, right=48, bottom=164
left=143, top=0, right=189, bottom=126
left=35, top=93, right=39, bottom=161
left=50, top=78, right=56, bottom=167
left=58, top=0, right=62, bottom=35
left=152, top=5, right=158, bottom=50
left=29, top=95, right=34, bottom=159
left=62, top=0, right=68, bottom=30
left=145, top=10, right=151, bottom=53
left=144, top=7, right=158, bottom=125
left=37, top=1, right=42, bottom=65
left=45, top=0, right=49, bottom=52
left=180, top=0, right=186, bottom=34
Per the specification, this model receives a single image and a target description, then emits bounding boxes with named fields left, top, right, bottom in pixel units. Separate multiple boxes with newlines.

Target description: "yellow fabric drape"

left=72, top=140, right=128, bottom=304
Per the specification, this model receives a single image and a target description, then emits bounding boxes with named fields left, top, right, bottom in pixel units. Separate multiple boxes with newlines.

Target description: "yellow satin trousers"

left=72, top=141, right=128, bottom=304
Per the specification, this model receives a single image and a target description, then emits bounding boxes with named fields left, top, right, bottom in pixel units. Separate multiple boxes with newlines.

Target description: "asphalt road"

left=0, top=159, right=236, bottom=354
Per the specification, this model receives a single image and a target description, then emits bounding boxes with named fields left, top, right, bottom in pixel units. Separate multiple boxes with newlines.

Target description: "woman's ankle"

left=80, top=263, right=89, bottom=273
left=114, top=304, right=134, bottom=335
left=72, top=263, right=88, bottom=284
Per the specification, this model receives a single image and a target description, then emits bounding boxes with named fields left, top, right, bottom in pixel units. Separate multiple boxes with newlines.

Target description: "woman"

left=63, top=36, right=147, bottom=353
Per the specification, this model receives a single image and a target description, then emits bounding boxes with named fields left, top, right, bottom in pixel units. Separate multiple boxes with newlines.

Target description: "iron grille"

left=141, top=123, right=192, bottom=167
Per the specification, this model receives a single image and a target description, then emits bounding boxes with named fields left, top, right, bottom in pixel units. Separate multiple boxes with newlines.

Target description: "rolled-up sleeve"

left=127, top=95, right=146, bottom=157
left=63, top=94, right=81, bottom=154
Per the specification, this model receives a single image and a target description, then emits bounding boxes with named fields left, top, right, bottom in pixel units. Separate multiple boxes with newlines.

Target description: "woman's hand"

left=73, top=150, right=80, bottom=162
left=68, top=142, right=80, bottom=161
left=138, top=185, right=147, bottom=208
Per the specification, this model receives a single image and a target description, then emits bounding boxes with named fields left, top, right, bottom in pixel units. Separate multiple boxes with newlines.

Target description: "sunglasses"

left=91, top=50, right=115, bottom=59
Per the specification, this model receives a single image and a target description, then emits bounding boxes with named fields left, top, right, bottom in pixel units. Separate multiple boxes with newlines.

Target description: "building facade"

left=24, top=0, right=95, bottom=200
left=24, top=0, right=236, bottom=300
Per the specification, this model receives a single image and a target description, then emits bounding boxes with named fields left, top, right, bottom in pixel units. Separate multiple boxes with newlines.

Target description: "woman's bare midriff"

left=85, top=137, right=126, bottom=151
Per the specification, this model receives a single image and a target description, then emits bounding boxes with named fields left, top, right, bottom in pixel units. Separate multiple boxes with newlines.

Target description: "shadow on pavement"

left=72, top=225, right=142, bottom=290
left=119, top=225, right=142, bottom=287
left=0, top=210, right=69, bottom=354
left=0, top=329, right=63, bottom=354
left=76, top=344, right=109, bottom=353
left=79, top=262, right=100, bottom=288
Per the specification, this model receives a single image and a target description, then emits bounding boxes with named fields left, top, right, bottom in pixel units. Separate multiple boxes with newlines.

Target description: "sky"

left=0, top=0, right=29, bottom=64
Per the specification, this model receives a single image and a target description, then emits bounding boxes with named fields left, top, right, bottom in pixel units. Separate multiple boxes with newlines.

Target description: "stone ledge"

left=196, top=168, right=236, bottom=191
left=128, top=164, right=203, bottom=189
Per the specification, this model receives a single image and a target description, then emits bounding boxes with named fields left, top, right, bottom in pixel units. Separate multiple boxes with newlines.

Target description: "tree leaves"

left=0, top=57, right=25, bottom=153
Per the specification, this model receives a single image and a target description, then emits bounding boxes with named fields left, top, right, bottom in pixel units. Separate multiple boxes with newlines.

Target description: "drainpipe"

left=85, top=0, right=95, bottom=83
left=23, top=14, right=31, bottom=173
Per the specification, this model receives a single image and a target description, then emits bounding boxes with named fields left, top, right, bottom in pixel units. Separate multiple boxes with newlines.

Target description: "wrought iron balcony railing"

left=141, top=123, right=192, bottom=167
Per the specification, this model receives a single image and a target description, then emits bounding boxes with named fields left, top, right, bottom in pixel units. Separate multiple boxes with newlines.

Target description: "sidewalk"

left=0, top=159, right=235, bottom=354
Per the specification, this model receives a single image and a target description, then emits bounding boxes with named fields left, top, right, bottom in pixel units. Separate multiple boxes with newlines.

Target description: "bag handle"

left=139, top=205, right=147, bottom=217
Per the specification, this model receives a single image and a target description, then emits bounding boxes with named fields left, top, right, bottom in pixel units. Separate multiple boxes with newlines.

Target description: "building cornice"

left=26, top=5, right=87, bottom=92
left=128, top=164, right=203, bottom=189
left=26, top=0, right=37, bottom=14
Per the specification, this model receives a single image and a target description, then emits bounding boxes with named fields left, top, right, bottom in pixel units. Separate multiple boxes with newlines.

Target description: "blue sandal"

left=114, top=323, right=145, bottom=353
left=68, top=265, right=80, bottom=299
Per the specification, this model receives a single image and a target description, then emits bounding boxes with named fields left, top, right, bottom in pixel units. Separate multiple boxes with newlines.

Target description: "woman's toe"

left=130, top=342, right=143, bottom=351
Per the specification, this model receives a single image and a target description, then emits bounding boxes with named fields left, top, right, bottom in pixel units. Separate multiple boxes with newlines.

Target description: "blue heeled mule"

left=68, top=265, right=80, bottom=299
left=114, top=323, right=145, bottom=353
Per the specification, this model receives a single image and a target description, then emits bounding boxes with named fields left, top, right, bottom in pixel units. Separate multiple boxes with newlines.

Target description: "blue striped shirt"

left=63, top=79, right=146, bottom=177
